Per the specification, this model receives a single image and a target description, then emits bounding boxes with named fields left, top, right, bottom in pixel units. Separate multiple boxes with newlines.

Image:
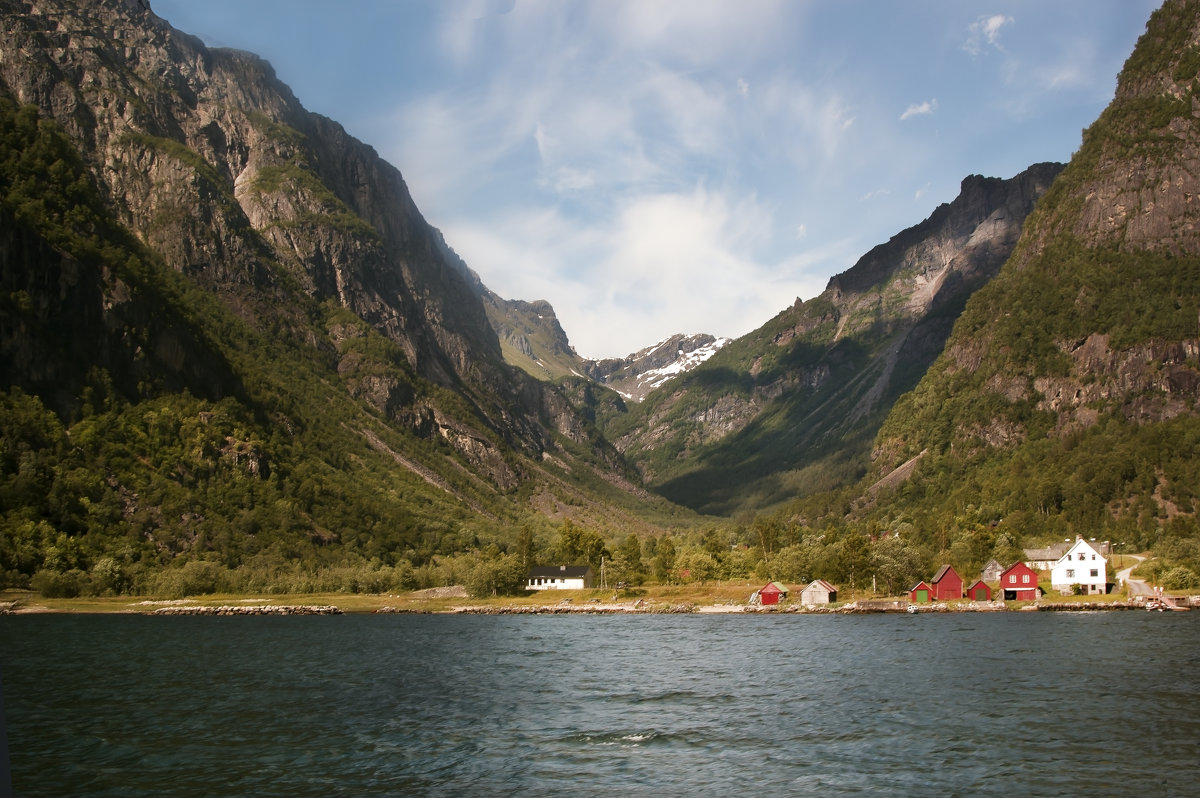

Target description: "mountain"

left=853, top=0, right=1200, bottom=550
left=585, top=334, right=730, bottom=402
left=599, top=162, right=1063, bottom=516
left=481, top=291, right=585, bottom=382
left=0, top=0, right=678, bottom=593
left=482, top=291, right=728, bottom=401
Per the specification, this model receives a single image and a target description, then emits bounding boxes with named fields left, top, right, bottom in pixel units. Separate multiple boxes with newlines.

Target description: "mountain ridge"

left=4, top=0, right=1200, bottom=597
left=0, top=0, right=683, bottom=594
left=596, top=162, right=1064, bottom=515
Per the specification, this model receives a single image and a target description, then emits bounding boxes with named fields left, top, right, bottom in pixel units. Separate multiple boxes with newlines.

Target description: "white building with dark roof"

left=1051, top=538, right=1108, bottom=595
left=526, top=565, right=593, bottom=591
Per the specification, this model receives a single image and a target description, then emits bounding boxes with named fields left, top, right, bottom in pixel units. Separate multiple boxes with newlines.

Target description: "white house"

left=1051, top=538, right=1108, bottom=595
left=526, top=565, right=593, bottom=591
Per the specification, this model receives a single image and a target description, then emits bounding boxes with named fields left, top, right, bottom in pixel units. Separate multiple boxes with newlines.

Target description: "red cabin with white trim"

left=999, top=561, right=1039, bottom=601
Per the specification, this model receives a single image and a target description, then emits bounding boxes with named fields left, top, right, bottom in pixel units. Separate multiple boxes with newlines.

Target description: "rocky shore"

left=152, top=605, right=343, bottom=616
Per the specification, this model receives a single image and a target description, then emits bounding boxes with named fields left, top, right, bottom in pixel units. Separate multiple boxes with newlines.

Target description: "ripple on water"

left=2, top=612, right=1199, bottom=796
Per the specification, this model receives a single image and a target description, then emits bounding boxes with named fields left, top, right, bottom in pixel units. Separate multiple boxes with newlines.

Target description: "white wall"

left=1051, top=540, right=1107, bottom=595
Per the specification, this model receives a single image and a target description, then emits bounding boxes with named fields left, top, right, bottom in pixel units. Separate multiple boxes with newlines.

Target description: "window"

left=1022, top=574, right=1030, bottom=584
left=1066, top=569, right=1075, bottom=578
left=1009, top=575, right=1016, bottom=584
left=1090, top=569, right=1099, bottom=577
left=1078, top=553, right=1085, bottom=561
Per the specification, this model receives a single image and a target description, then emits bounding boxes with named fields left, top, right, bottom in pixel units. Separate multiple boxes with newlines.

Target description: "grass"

left=5, top=574, right=1187, bottom=616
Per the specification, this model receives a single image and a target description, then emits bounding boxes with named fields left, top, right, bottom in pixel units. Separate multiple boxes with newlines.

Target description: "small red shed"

left=931, top=564, right=963, bottom=600
left=909, top=580, right=934, bottom=603
left=999, top=561, right=1040, bottom=601
left=966, top=579, right=992, bottom=601
left=756, top=581, right=789, bottom=605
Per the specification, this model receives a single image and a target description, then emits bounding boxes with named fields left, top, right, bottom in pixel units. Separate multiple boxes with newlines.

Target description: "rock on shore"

left=152, top=605, right=342, bottom=616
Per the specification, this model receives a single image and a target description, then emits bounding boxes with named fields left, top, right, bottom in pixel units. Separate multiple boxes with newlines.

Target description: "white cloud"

left=900, top=98, right=938, bottom=121
left=964, top=14, right=1013, bottom=55
left=437, top=185, right=831, bottom=358
left=737, top=77, right=751, bottom=97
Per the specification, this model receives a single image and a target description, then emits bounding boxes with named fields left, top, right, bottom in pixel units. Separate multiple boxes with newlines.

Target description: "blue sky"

left=152, top=0, right=1158, bottom=359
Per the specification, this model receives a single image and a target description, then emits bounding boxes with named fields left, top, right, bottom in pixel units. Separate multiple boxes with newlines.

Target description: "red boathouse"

left=999, top=561, right=1040, bottom=601
left=757, top=581, right=789, bottom=605
left=966, top=579, right=992, bottom=601
left=909, top=580, right=934, bottom=603
left=931, top=564, right=963, bottom=600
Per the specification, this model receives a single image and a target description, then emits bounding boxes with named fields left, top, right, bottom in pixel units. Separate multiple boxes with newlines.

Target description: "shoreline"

left=3, top=593, right=1196, bottom=616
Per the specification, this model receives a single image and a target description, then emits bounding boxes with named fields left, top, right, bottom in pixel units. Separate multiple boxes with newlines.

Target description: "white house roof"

left=1055, top=538, right=1107, bottom=563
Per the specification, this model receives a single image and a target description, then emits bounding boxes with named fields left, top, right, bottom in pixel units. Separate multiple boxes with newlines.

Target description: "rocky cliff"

left=0, top=0, right=669, bottom=586
left=0, top=0, right=613, bottom=476
left=604, top=162, right=1063, bottom=515
left=850, top=0, right=1200, bottom=547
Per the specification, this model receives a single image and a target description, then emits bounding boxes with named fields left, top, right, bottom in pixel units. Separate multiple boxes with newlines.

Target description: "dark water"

left=2, top=612, right=1198, bottom=796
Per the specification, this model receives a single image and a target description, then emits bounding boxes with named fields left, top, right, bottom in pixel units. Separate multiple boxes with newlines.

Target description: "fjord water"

left=2, top=612, right=1198, bottom=796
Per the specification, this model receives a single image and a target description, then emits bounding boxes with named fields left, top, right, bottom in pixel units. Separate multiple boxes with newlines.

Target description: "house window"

left=1022, top=574, right=1029, bottom=584
left=1090, top=569, right=1098, bottom=577
left=1009, top=575, right=1016, bottom=584
left=1078, top=553, right=1085, bottom=560
left=1066, top=569, right=1075, bottom=578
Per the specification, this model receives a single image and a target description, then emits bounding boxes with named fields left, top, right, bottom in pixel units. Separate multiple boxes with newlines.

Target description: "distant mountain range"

left=482, top=288, right=728, bottom=402
left=2, top=0, right=1199, bottom=589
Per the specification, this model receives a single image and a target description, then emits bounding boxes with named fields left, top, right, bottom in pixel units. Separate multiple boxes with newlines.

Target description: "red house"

left=966, top=579, right=992, bottom=601
left=999, top=561, right=1040, bottom=601
left=756, top=581, right=790, bottom=606
left=909, top=580, right=934, bottom=603
left=931, top=564, right=963, bottom=600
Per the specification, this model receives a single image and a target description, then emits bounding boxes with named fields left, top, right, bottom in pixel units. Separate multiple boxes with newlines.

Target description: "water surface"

left=2, top=612, right=1197, bottom=796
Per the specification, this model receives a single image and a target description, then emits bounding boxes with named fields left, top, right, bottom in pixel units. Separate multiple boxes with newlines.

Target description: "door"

left=915, top=588, right=929, bottom=603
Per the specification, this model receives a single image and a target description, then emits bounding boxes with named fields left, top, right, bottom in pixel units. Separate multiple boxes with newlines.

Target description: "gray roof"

left=1023, top=542, right=1070, bottom=561
left=528, top=565, right=592, bottom=579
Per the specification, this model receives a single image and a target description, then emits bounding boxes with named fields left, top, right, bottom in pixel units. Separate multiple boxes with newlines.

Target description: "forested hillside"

left=767, top=0, right=1200, bottom=591
left=0, top=0, right=683, bottom=598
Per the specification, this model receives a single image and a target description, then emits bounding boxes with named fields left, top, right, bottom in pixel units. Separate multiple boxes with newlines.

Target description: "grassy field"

left=3, top=574, right=1175, bottom=615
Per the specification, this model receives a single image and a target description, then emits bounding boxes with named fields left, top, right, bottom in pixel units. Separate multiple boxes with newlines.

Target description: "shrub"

left=1160, top=566, right=1200, bottom=590
left=30, top=568, right=86, bottom=598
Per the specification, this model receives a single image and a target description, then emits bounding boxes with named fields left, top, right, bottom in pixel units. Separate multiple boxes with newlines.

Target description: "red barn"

left=931, top=564, right=963, bottom=600
left=966, top=579, right=992, bottom=601
left=909, top=580, right=934, bottom=603
left=999, top=561, right=1040, bottom=601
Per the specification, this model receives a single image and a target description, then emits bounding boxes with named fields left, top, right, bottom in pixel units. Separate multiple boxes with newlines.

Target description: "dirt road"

left=1116, top=555, right=1153, bottom=596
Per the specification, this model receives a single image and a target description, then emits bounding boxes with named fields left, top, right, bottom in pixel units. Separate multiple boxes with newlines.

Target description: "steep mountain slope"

left=482, top=290, right=584, bottom=382
left=604, top=163, right=1062, bottom=515
left=0, top=0, right=678, bottom=590
left=846, top=0, right=1200, bottom=548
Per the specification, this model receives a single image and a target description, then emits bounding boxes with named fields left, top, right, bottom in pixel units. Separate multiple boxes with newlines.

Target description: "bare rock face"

left=873, top=0, right=1200, bottom=480
left=0, top=0, right=615, bottom=487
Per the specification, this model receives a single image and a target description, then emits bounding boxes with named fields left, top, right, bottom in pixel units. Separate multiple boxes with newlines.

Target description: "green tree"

left=554, top=520, right=608, bottom=571
left=652, top=536, right=677, bottom=583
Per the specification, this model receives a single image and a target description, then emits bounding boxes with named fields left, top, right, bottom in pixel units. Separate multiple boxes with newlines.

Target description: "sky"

left=151, top=0, right=1159, bottom=359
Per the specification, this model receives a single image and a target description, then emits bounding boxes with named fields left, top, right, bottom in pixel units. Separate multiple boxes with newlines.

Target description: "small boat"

left=1146, top=597, right=1190, bottom=611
